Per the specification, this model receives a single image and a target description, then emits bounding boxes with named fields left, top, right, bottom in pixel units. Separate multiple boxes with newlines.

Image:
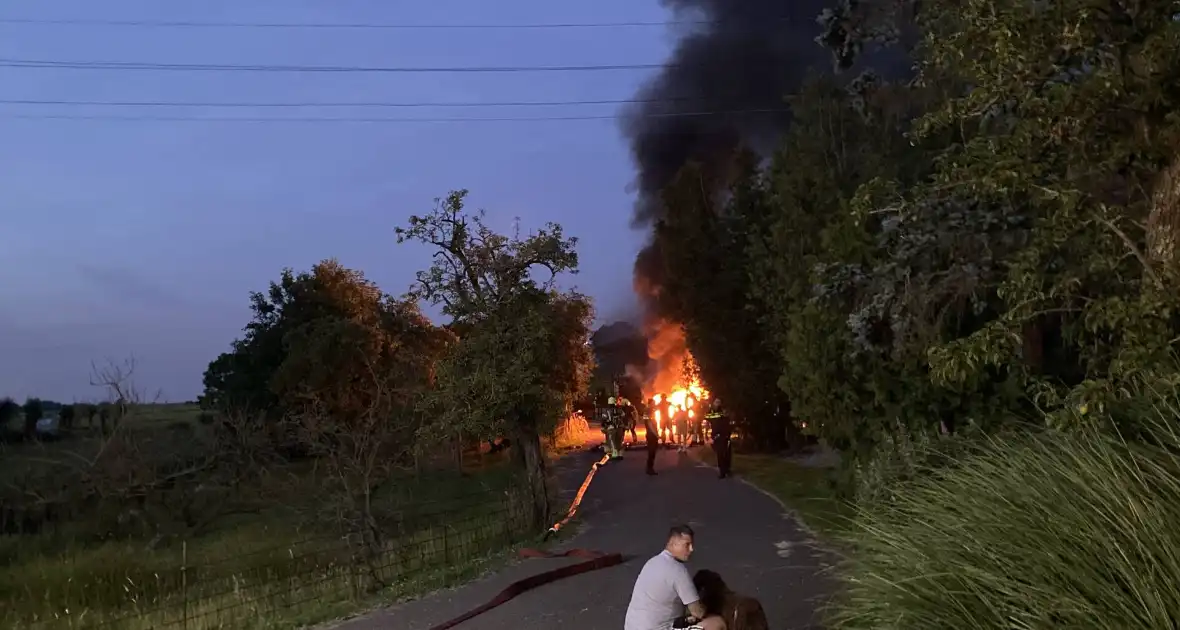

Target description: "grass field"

left=0, top=404, right=596, bottom=630
left=2, top=488, right=533, bottom=629
left=691, top=446, right=851, bottom=539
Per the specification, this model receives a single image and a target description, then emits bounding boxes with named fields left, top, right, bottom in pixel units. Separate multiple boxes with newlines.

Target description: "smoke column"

left=621, top=0, right=833, bottom=392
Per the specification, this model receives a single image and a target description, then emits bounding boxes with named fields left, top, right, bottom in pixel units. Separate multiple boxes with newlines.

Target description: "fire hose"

left=426, top=453, right=622, bottom=630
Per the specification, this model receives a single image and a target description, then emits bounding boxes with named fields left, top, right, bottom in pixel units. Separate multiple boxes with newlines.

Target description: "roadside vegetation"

left=0, top=191, right=596, bottom=629
left=650, top=0, right=1180, bottom=626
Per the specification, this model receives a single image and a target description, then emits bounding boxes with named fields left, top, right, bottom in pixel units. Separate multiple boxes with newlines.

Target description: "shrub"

left=22, top=398, right=43, bottom=438
left=843, top=419, right=984, bottom=505
left=58, top=404, right=76, bottom=430
left=830, top=414, right=1180, bottom=629
left=0, top=397, right=18, bottom=427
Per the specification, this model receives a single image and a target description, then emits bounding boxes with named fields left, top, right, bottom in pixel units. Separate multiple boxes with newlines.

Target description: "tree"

left=200, top=259, right=431, bottom=428
left=655, top=153, right=796, bottom=450
left=59, top=404, right=76, bottom=431
left=273, top=291, right=451, bottom=585
left=79, top=403, right=97, bottom=429
left=90, top=357, right=144, bottom=434
left=397, top=190, right=594, bottom=529
left=22, top=398, right=43, bottom=439
left=0, top=397, right=19, bottom=430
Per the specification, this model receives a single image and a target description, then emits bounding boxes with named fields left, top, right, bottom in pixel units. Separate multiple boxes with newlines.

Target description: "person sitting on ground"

left=625, top=525, right=725, bottom=630
left=691, top=570, right=769, bottom=630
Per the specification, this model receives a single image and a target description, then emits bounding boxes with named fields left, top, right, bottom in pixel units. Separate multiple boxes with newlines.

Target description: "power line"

left=0, top=96, right=694, bottom=109
left=0, top=17, right=723, bottom=30
left=0, top=58, right=667, bottom=73
left=2, top=108, right=788, bottom=124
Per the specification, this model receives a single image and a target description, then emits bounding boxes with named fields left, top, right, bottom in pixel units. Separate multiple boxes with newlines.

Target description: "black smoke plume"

left=622, top=0, right=834, bottom=387
left=621, top=0, right=833, bottom=232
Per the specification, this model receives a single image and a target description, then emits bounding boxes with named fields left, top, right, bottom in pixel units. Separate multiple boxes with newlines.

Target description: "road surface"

left=334, top=441, right=834, bottom=629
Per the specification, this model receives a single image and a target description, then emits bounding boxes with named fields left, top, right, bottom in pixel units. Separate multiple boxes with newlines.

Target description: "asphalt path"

left=334, top=439, right=834, bottom=629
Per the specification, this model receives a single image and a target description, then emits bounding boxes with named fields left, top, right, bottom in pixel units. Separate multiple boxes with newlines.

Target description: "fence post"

left=181, top=540, right=188, bottom=630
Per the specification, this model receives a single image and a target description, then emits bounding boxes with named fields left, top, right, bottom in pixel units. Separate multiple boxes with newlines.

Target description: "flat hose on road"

left=425, top=453, right=621, bottom=630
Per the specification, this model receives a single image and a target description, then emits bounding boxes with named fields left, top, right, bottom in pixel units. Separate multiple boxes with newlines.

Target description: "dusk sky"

left=0, top=0, right=681, bottom=402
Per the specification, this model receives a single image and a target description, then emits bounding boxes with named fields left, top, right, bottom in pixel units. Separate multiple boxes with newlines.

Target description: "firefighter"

left=662, top=400, right=675, bottom=444
left=600, top=396, right=616, bottom=457
left=613, top=398, right=630, bottom=457
left=624, top=399, right=639, bottom=444
left=694, top=399, right=708, bottom=445
left=673, top=405, right=690, bottom=452
left=603, top=397, right=624, bottom=460
left=707, top=398, right=733, bottom=479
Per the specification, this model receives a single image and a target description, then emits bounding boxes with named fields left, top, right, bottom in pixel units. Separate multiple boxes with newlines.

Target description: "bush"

left=58, top=404, right=75, bottom=430
left=842, top=420, right=983, bottom=505
left=22, top=398, right=43, bottom=438
left=0, top=398, right=18, bottom=427
left=830, top=415, right=1180, bottom=629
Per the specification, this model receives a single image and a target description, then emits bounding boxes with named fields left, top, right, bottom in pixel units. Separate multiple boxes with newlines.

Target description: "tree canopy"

left=397, top=190, right=594, bottom=527
left=198, top=191, right=594, bottom=529
left=645, top=0, right=1180, bottom=475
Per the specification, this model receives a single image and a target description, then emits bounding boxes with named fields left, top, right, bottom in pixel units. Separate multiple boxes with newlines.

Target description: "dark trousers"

left=714, top=439, right=732, bottom=477
left=646, top=436, right=659, bottom=473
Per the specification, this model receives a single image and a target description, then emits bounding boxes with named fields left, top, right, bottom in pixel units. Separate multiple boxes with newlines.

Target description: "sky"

left=0, top=0, right=679, bottom=402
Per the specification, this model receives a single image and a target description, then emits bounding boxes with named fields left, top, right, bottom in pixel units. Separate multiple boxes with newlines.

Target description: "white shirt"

left=624, top=550, right=700, bottom=630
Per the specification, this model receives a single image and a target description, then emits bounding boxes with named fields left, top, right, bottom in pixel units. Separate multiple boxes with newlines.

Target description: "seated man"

left=691, top=570, right=769, bottom=630
left=625, top=525, right=725, bottom=630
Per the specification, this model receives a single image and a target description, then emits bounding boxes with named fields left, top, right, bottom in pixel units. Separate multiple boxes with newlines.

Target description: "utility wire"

left=3, top=108, right=789, bottom=124
left=0, top=58, right=667, bottom=73
left=0, top=96, right=695, bottom=108
left=0, top=17, right=729, bottom=30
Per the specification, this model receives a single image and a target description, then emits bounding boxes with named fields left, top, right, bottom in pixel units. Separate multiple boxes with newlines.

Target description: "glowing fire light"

left=649, top=381, right=709, bottom=434
left=635, top=321, right=710, bottom=437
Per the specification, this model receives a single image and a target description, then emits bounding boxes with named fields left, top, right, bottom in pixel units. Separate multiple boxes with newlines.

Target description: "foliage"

left=656, top=153, right=793, bottom=449
left=647, top=0, right=1180, bottom=484
left=58, top=404, right=75, bottom=430
left=21, top=398, right=43, bottom=438
left=200, top=259, right=441, bottom=422
left=274, top=290, right=453, bottom=559
left=830, top=394, right=1180, bottom=629
left=397, top=190, right=594, bottom=527
left=0, top=397, right=19, bottom=429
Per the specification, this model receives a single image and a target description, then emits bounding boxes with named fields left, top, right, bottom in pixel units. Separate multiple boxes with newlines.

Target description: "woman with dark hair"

left=691, top=570, right=769, bottom=630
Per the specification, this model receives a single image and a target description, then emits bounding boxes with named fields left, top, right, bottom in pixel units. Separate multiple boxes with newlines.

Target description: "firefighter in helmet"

left=603, top=397, right=624, bottom=459
left=707, top=397, right=733, bottom=479
left=612, top=398, right=631, bottom=459
left=623, top=398, right=639, bottom=444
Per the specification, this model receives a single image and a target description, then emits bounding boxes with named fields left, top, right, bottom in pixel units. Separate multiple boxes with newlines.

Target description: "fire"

left=649, top=380, right=709, bottom=433
left=631, top=318, right=711, bottom=435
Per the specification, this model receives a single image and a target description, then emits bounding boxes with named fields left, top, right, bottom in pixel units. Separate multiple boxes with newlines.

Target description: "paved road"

left=335, top=442, right=834, bottom=630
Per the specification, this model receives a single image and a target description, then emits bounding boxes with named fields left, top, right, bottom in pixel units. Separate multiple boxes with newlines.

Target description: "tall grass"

left=830, top=413, right=1180, bottom=629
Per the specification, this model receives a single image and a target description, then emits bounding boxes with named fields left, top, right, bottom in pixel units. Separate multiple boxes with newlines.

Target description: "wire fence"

left=4, top=484, right=538, bottom=630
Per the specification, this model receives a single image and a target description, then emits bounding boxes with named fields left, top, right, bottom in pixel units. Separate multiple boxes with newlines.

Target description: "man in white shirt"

left=624, top=525, right=725, bottom=630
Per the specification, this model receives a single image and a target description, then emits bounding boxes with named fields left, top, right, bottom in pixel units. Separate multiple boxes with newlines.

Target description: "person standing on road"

left=708, top=398, right=732, bottom=479
left=624, top=525, right=725, bottom=630
left=602, top=397, right=622, bottom=459
left=644, top=407, right=660, bottom=476
left=674, top=406, right=690, bottom=452
left=625, top=399, right=640, bottom=444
